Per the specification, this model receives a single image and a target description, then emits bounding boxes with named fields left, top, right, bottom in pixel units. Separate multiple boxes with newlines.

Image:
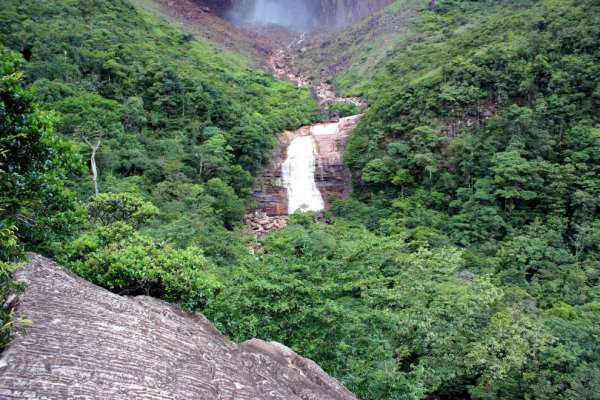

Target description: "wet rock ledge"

left=0, top=254, right=356, bottom=400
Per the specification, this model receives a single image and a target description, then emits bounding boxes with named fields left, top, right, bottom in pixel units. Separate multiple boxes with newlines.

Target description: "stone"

left=244, top=211, right=289, bottom=234
left=0, top=254, right=356, bottom=400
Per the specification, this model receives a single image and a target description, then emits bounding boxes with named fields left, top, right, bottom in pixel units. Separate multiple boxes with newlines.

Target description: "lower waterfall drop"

left=282, top=135, right=325, bottom=214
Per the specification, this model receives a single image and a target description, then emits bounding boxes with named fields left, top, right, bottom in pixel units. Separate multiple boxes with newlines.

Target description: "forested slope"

left=219, top=1, right=600, bottom=398
left=0, top=0, right=318, bottom=256
left=336, top=0, right=600, bottom=396
left=345, top=0, right=600, bottom=290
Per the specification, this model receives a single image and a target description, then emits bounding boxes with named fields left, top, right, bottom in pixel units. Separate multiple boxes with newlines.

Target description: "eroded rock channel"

left=251, top=35, right=363, bottom=223
left=254, top=115, right=361, bottom=217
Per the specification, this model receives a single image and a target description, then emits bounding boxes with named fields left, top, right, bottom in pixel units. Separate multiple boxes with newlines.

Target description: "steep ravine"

left=252, top=38, right=363, bottom=220
left=138, top=0, right=367, bottom=225
left=266, top=34, right=366, bottom=111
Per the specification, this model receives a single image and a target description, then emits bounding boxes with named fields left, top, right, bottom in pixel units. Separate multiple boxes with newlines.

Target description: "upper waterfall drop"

left=225, top=0, right=394, bottom=32
left=227, top=0, right=315, bottom=32
left=282, top=135, right=325, bottom=214
left=248, top=0, right=313, bottom=31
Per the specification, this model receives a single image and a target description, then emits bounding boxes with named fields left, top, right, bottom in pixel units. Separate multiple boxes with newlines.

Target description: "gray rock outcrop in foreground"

left=0, top=254, right=356, bottom=400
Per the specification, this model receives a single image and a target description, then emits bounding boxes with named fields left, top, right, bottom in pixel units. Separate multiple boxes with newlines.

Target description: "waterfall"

left=242, top=0, right=314, bottom=31
left=282, top=136, right=325, bottom=214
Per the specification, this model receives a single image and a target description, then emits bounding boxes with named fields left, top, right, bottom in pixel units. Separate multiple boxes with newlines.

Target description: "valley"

left=129, top=0, right=370, bottom=226
left=1, top=0, right=600, bottom=399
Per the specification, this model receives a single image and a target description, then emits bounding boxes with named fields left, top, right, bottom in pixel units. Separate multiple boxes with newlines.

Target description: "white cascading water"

left=244, top=0, right=313, bottom=31
left=282, top=136, right=325, bottom=214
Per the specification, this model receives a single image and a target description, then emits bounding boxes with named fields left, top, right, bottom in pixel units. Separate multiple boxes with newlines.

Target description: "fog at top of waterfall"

left=311, top=122, right=339, bottom=136
left=282, top=136, right=325, bottom=214
left=229, top=0, right=316, bottom=32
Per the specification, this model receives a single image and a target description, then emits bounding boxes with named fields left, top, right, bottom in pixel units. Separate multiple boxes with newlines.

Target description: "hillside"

left=1, top=1, right=600, bottom=400
left=290, top=0, right=425, bottom=96
left=128, top=0, right=263, bottom=65
left=0, top=0, right=318, bottom=260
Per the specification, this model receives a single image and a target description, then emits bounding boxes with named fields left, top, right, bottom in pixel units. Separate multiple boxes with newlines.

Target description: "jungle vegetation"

left=1, top=0, right=599, bottom=399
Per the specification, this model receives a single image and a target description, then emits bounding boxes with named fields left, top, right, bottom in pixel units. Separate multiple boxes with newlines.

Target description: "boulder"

left=0, top=254, right=356, bottom=400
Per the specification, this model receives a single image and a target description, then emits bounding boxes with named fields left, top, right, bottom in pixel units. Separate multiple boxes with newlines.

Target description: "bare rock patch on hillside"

left=0, top=254, right=356, bottom=400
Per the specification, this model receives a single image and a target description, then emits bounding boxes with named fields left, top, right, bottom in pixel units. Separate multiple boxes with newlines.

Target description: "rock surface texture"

left=313, top=0, right=395, bottom=29
left=312, top=116, right=361, bottom=206
left=0, top=254, right=357, bottom=400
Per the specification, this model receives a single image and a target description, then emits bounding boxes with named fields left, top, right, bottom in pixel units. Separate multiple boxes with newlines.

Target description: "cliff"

left=225, top=0, right=394, bottom=31
left=0, top=254, right=356, bottom=400
left=313, top=0, right=395, bottom=28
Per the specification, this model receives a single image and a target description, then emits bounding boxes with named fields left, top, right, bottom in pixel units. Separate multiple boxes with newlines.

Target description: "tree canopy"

left=1, top=0, right=599, bottom=399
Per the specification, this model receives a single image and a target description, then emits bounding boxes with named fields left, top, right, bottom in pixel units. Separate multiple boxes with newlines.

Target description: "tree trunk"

left=90, top=144, right=99, bottom=195
left=84, top=138, right=101, bottom=195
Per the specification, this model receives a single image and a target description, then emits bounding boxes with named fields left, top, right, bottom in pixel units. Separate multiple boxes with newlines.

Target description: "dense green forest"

left=0, top=0, right=318, bottom=255
left=1, top=0, right=600, bottom=399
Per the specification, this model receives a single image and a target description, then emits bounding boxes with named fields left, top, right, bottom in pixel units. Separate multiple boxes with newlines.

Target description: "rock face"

left=225, top=0, right=394, bottom=31
left=0, top=254, right=357, bottom=400
left=312, top=116, right=360, bottom=207
left=313, top=0, right=395, bottom=29
left=254, top=115, right=361, bottom=216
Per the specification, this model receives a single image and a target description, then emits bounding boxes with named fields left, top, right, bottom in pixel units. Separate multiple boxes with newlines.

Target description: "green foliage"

left=202, top=218, right=599, bottom=400
left=0, top=225, right=21, bottom=350
left=0, top=48, right=84, bottom=250
left=54, top=93, right=125, bottom=138
left=0, top=0, right=319, bottom=233
left=60, top=221, right=221, bottom=310
left=328, top=101, right=362, bottom=118
left=205, top=178, right=245, bottom=228
left=1, top=1, right=599, bottom=399
left=87, top=192, right=159, bottom=227
left=362, top=158, right=392, bottom=184
left=336, top=0, right=600, bottom=397
left=0, top=259, right=25, bottom=351
left=346, top=0, right=600, bottom=266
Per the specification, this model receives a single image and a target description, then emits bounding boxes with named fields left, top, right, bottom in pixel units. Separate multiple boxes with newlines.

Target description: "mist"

left=227, top=0, right=318, bottom=32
